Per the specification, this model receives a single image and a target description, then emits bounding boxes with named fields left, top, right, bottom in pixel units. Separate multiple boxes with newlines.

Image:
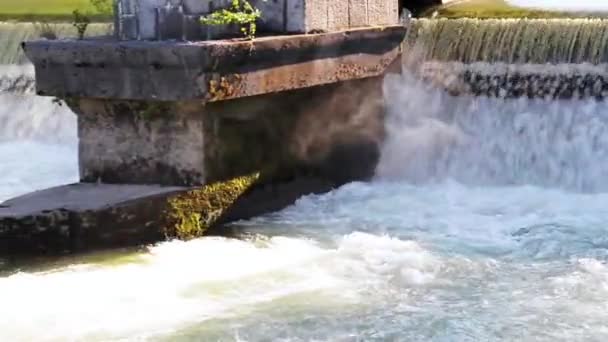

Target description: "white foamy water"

left=3, top=23, right=608, bottom=340
left=2, top=71, right=608, bottom=341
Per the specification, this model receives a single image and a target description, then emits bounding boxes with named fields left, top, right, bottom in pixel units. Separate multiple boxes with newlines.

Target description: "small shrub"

left=200, top=0, right=263, bottom=40
left=72, top=10, right=90, bottom=39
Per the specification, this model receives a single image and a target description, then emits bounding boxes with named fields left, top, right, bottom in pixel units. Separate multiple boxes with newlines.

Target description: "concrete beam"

left=23, top=26, right=406, bottom=101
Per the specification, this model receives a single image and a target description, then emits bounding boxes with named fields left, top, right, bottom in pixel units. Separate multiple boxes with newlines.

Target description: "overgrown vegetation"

left=200, top=0, right=263, bottom=39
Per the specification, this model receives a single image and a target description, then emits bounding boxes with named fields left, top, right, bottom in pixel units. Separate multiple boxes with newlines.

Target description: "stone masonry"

left=115, top=0, right=400, bottom=40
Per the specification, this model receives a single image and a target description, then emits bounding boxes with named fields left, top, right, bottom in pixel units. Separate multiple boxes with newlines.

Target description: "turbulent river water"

left=3, top=21, right=608, bottom=341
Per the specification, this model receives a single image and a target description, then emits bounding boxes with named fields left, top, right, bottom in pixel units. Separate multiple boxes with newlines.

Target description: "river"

left=2, top=21, right=608, bottom=342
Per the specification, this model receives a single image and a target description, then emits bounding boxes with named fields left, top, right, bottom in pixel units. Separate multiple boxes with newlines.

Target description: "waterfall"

left=379, top=72, right=608, bottom=192
left=407, top=18, right=608, bottom=64
left=404, top=19, right=608, bottom=100
left=0, top=22, right=110, bottom=143
left=377, top=18, right=608, bottom=192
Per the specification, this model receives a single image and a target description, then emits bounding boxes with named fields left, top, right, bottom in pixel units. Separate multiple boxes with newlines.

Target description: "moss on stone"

left=163, top=173, right=260, bottom=239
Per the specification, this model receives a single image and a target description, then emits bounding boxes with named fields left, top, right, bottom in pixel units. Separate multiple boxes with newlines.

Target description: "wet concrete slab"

left=0, top=183, right=187, bottom=216
left=0, top=183, right=189, bottom=256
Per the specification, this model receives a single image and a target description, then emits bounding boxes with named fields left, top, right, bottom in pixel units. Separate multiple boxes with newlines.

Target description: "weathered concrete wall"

left=204, top=76, right=386, bottom=184
left=23, top=26, right=405, bottom=101
left=116, top=0, right=399, bottom=40
left=256, top=0, right=399, bottom=33
left=74, top=100, right=206, bottom=186
left=68, top=75, right=386, bottom=186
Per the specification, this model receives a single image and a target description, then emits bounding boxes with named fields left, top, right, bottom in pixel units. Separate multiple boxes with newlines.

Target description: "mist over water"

left=2, top=19, right=608, bottom=341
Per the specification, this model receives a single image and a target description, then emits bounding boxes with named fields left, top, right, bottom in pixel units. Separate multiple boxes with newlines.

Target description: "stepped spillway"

left=407, top=18, right=608, bottom=64
left=407, top=18, right=608, bottom=99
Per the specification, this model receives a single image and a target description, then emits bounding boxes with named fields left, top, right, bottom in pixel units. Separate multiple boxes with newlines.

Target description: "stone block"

left=367, top=0, right=398, bottom=26
left=328, top=0, right=350, bottom=31
left=260, top=0, right=402, bottom=32
left=75, top=99, right=206, bottom=186
left=114, top=0, right=400, bottom=39
left=349, top=0, right=369, bottom=27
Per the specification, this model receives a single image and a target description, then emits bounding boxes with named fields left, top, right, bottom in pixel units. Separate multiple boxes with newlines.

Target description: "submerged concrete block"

left=327, top=0, right=350, bottom=31
left=280, top=0, right=399, bottom=32
left=22, top=26, right=404, bottom=187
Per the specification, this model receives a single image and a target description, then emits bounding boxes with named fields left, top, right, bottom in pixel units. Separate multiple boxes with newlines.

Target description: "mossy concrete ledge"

left=0, top=174, right=258, bottom=256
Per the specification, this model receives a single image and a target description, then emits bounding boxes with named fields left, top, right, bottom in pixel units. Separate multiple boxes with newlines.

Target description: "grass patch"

left=0, top=0, right=111, bottom=22
left=426, top=0, right=608, bottom=19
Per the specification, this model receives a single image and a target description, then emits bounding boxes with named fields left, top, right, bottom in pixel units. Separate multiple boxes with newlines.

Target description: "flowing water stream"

left=3, top=19, right=608, bottom=341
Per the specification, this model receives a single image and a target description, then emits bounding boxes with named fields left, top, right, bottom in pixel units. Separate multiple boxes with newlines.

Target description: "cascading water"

left=3, top=18, right=608, bottom=341
left=406, top=18, right=608, bottom=64
left=378, top=72, right=608, bottom=191
left=0, top=23, right=109, bottom=200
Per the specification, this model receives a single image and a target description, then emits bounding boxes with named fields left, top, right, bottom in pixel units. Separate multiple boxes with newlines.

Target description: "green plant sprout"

left=200, top=0, right=263, bottom=40
left=72, top=9, right=90, bottom=39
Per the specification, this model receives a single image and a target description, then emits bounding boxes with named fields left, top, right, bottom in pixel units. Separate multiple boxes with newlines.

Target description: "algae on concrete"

left=163, top=173, right=260, bottom=239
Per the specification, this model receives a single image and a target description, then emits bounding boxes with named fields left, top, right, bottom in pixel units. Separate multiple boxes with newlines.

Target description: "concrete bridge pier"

left=1, top=0, right=406, bottom=256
